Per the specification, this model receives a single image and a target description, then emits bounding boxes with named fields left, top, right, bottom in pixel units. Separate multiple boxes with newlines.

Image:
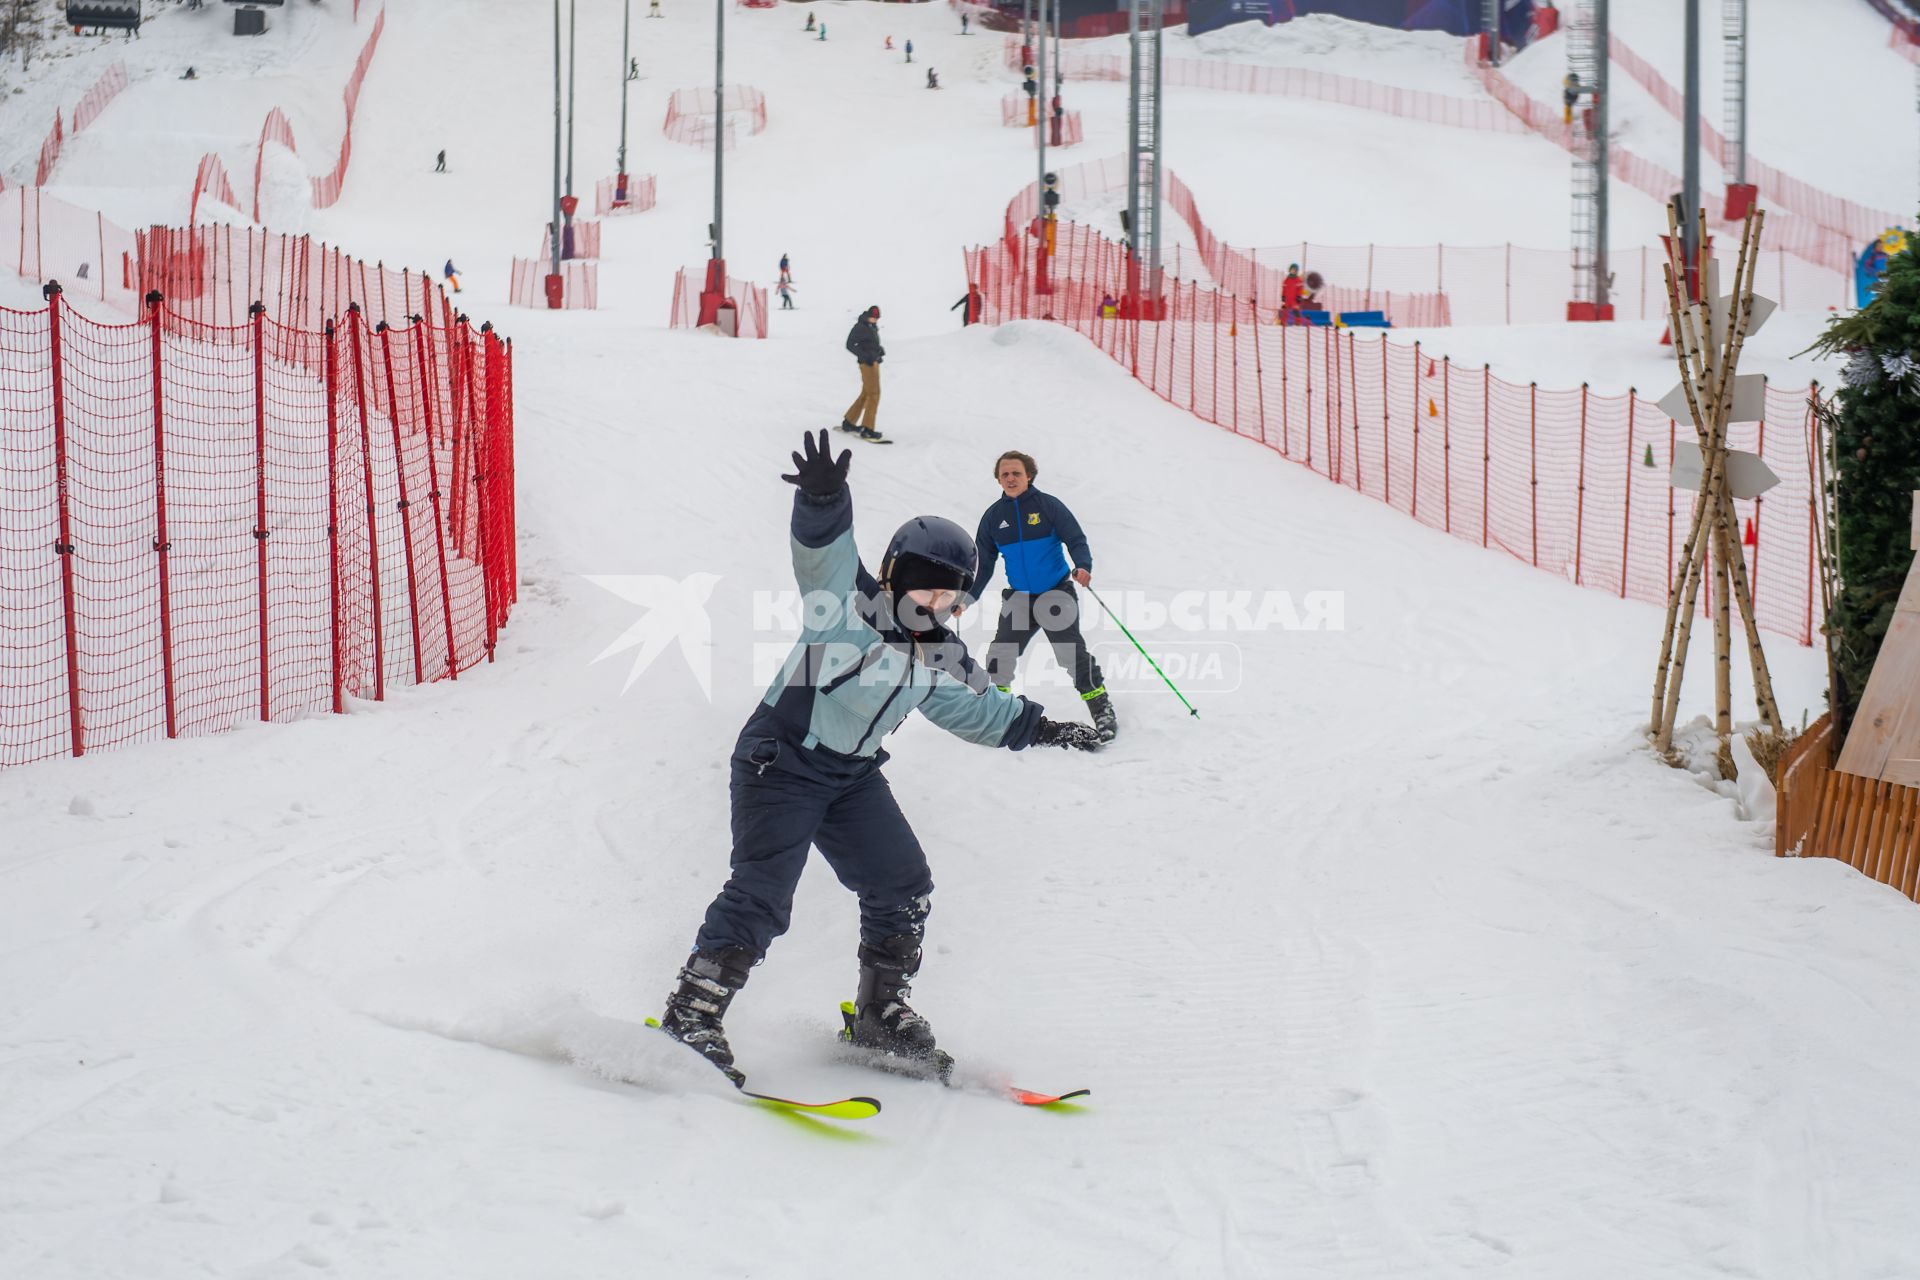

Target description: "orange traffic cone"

left=1427, top=398, right=1438, bottom=417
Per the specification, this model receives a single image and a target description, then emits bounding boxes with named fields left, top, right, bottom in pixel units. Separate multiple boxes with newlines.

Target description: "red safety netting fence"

left=239, top=8, right=385, bottom=222
left=0, top=186, right=142, bottom=313
left=69, top=61, right=129, bottom=136
left=966, top=211, right=1823, bottom=647
left=669, top=265, right=769, bottom=338
left=1004, top=36, right=1532, bottom=134
left=35, top=115, right=64, bottom=188
left=997, top=35, right=1857, bottom=289
left=664, top=86, right=768, bottom=150
left=0, top=287, right=516, bottom=769
left=190, top=152, right=241, bottom=224
left=540, top=219, right=603, bottom=262
left=1607, top=33, right=1900, bottom=246
left=1163, top=168, right=1851, bottom=322
left=999, top=95, right=1086, bottom=144
left=314, top=6, right=384, bottom=209
left=138, top=224, right=457, bottom=332
left=1466, top=46, right=1858, bottom=279
left=595, top=173, right=658, bottom=216
left=509, top=257, right=598, bottom=310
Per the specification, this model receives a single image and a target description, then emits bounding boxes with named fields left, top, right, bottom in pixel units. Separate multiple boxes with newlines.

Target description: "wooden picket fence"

left=1776, top=713, right=1920, bottom=900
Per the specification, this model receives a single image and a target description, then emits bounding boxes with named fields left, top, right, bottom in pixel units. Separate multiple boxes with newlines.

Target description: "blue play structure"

left=1186, top=0, right=1535, bottom=42
left=1857, top=229, right=1910, bottom=308
left=1297, top=310, right=1393, bottom=328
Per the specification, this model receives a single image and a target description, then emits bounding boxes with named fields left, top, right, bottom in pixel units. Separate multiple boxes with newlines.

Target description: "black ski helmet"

left=881, top=515, right=976, bottom=591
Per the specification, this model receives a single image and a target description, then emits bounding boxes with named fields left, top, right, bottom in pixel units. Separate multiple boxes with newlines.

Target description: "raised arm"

left=781, top=429, right=857, bottom=595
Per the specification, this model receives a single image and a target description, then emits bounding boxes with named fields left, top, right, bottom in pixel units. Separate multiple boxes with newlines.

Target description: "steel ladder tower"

left=1569, top=1, right=1610, bottom=316
left=1125, top=0, right=1164, bottom=307
left=1722, top=0, right=1746, bottom=187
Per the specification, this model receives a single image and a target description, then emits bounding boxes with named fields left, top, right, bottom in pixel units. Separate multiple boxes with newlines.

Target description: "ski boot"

left=838, top=934, right=953, bottom=1082
left=659, top=946, right=754, bottom=1086
left=1084, top=686, right=1118, bottom=743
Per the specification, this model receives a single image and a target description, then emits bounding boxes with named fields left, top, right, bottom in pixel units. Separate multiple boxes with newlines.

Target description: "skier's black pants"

left=984, top=581, right=1103, bottom=695
left=695, top=735, right=932, bottom=959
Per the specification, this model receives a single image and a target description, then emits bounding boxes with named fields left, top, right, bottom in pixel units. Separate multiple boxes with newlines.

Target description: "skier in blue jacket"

left=960, top=449, right=1116, bottom=741
left=659, top=430, right=1102, bottom=1086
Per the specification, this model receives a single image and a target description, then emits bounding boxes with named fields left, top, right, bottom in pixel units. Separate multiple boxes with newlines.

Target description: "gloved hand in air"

left=780, top=428, right=851, bottom=498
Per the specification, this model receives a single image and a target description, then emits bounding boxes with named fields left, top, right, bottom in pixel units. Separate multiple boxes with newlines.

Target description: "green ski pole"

left=1082, top=584, right=1199, bottom=719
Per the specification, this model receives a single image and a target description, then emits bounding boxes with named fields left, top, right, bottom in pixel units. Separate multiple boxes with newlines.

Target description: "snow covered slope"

left=5, top=4, right=1920, bottom=1278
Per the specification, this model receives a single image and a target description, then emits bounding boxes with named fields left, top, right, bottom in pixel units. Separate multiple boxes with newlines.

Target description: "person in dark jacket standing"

left=839, top=305, right=887, bottom=443
left=958, top=450, right=1117, bottom=741
left=657, top=430, right=1102, bottom=1087
left=951, top=282, right=984, bottom=326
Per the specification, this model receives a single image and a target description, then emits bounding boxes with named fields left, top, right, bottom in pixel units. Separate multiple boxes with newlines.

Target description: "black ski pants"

left=983, top=581, right=1103, bottom=696
left=696, top=733, right=932, bottom=959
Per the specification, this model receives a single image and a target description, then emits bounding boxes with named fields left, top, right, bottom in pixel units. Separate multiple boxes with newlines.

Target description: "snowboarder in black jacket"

left=840, top=307, right=886, bottom=441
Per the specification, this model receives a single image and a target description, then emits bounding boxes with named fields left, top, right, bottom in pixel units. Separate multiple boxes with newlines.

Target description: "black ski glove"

left=780, top=428, right=851, bottom=498
left=1032, top=718, right=1103, bottom=751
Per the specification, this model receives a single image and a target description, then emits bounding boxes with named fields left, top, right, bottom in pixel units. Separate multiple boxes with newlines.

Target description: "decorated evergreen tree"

left=1810, top=239, right=1920, bottom=732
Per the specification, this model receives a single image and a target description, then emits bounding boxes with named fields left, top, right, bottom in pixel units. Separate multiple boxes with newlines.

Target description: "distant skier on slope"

left=656, top=431, right=1101, bottom=1085
left=444, top=259, right=462, bottom=294
left=961, top=10, right=970, bottom=33
left=777, top=278, right=797, bottom=310
left=435, top=149, right=446, bottom=173
left=926, top=67, right=940, bottom=89
left=805, top=10, right=814, bottom=30
left=905, top=38, right=913, bottom=62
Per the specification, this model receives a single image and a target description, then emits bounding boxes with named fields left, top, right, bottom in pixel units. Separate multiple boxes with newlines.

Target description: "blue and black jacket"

left=966, top=487, right=1091, bottom=599
left=743, top=486, right=1045, bottom=772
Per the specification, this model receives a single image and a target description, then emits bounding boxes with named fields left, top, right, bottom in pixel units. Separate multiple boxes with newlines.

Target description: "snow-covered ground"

left=6, top=3, right=1920, bottom=1277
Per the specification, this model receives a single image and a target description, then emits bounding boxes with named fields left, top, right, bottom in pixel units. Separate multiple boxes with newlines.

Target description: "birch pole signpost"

left=1648, top=203, right=1785, bottom=776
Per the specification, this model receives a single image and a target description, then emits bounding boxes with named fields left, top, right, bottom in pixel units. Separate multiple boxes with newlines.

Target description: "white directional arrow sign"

left=1667, top=440, right=1782, bottom=500
left=1658, top=372, right=1769, bottom=426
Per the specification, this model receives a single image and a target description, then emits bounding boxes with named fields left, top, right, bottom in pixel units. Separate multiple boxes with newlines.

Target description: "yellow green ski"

left=645, top=1017, right=881, bottom=1121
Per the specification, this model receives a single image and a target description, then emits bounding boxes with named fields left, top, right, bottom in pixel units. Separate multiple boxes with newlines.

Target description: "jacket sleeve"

left=917, top=676, right=1044, bottom=750
left=1046, top=494, right=1092, bottom=574
left=790, top=488, right=858, bottom=596
left=965, top=506, right=999, bottom=602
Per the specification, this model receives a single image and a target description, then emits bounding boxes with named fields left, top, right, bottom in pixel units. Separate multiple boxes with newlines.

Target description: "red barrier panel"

left=539, top=219, right=603, bottom=261
left=664, top=85, right=768, bottom=150
left=509, top=257, right=598, bottom=309
left=0, top=288, right=516, bottom=769
left=966, top=203, right=1823, bottom=647
left=594, top=173, right=658, bottom=216
left=669, top=265, right=769, bottom=338
left=242, top=7, right=386, bottom=222
left=999, top=95, right=1085, bottom=144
